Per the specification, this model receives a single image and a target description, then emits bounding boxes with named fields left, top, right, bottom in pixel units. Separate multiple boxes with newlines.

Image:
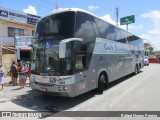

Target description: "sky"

left=1, top=0, right=160, bottom=50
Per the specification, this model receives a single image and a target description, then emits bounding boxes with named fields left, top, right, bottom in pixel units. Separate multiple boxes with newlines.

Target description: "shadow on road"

left=12, top=87, right=24, bottom=90
left=10, top=71, right=142, bottom=116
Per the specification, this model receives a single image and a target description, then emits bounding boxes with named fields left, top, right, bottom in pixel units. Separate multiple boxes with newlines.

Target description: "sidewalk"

left=3, top=76, right=11, bottom=85
left=3, top=76, right=30, bottom=86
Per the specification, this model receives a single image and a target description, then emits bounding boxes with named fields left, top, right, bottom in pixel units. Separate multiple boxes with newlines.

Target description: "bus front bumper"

left=30, top=81, right=76, bottom=97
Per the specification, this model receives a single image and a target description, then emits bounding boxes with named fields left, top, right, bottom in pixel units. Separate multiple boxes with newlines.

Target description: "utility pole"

left=115, top=7, right=119, bottom=26
left=126, top=24, right=128, bottom=31
left=55, top=0, right=59, bottom=11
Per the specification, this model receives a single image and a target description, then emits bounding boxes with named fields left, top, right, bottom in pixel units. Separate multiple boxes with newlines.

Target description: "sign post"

left=120, top=15, right=135, bottom=31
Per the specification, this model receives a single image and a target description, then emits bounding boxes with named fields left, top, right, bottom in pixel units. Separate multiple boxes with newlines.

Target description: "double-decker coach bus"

left=30, top=8, right=144, bottom=97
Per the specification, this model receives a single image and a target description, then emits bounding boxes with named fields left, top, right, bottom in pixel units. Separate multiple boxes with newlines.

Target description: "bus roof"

left=41, top=8, right=98, bottom=20
left=40, top=8, right=142, bottom=40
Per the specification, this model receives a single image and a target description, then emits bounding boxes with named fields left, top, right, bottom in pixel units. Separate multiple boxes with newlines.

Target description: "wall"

left=2, top=54, right=16, bottom=75
left=0, top=20, right=35, bottom=75
left=0, top=20, right=35, bottom=37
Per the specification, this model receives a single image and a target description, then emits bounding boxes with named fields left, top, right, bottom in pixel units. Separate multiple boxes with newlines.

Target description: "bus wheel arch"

left=139, top=63, right=141, bottom=69
left=103, top=71, right=109, bottom=88
left=97, top=71, right=109, bottom=93
left=137, top=63, right=140, bottom=73
left=134, top=64, right=139, bottom=75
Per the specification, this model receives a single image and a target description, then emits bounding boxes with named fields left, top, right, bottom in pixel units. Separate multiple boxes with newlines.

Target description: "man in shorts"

left=0, top=63, right=5, bottom=90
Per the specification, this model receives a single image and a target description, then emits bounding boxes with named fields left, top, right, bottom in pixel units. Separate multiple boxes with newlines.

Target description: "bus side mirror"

left=59, top=41, right=66, bottom=58
left=59, top=38, right=83, bottom=58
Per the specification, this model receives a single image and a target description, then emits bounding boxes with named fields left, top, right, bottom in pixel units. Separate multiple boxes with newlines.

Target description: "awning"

left=2, top=46, right=16, bottom=52
left=20, top=47, right=32, bottom=51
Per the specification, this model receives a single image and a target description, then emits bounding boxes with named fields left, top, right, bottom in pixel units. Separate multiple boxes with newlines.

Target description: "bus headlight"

left=63, top=86, right=67, bottom=91
left=58, top=86, right=67, bottom=91
left=58, top=86, right=62, bottom=91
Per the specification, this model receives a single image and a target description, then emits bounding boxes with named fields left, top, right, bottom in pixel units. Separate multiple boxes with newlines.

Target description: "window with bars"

left=8, top=27, right=24, bottom=37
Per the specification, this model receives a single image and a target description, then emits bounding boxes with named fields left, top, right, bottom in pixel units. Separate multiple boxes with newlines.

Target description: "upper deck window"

left=35, top=11, right=75, bottom=39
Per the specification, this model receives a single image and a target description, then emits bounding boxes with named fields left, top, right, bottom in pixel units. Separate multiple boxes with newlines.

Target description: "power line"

left=55, top=0, right=59, bottom=11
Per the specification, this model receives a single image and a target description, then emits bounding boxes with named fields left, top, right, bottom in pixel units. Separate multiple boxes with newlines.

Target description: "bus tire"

left=137, top=65, right=140, bottom=74
left=134, top=65, right=138, bottom=75
left=97, top=74, right=105, bottom=93
left=104, top=73, right=109, bottom=88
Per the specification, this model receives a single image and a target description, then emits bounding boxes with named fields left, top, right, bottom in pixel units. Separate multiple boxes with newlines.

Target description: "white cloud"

left=141, top=33, right=160, bottom=50
left=88, top=5, right=99, bottom=11
left=128, top=24, right=143, bottom=30
left=100, top=14, right=143, bottom=32
left=118, top=24, right=143, bottom=32
left=23, top=5, right=37, bottom=15
left=141, top=10, right=160, bottom=20
left=141, top=10, right=160, bottom=51
left=148, top=29, right=160, bottom=36
left=100, top=14, right=116, bottom=25
left=141, top=10, right=160, bottom=29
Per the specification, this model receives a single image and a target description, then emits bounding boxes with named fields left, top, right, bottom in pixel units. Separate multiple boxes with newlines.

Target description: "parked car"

left=144, top=56, right=149, bottom=66
left=148, top=58, right=159, bottom=63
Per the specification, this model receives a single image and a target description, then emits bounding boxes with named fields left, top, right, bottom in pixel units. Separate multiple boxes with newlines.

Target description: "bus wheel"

left=137, top=65, right=140, bottom=74
left=97, top=74, right=105, bottom=93
left=104, top=75, right=109, bottom=88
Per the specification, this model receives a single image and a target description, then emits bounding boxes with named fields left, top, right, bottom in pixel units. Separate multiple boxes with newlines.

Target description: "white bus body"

left=30, top=8, right=144, bottom=97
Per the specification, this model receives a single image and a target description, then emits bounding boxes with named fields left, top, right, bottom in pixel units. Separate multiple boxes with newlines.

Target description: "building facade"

left=0, top=7, right=40, bottom=73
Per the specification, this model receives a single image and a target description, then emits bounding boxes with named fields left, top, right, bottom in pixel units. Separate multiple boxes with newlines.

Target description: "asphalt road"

left=0, top=63, right=160, bottom=120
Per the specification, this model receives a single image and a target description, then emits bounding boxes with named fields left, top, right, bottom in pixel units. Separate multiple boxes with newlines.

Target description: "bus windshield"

left=31, top=39, right=72, bottom=76
left=31, top=11, right=75, bottom=76
left=34, top=11, right=75, bottom=38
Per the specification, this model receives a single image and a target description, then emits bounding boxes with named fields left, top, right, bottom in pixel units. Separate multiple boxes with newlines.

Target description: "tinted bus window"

left=89, top=16, right=100, bottom=37
left=74, top=12, right=96, bottom=46
left=35, top=11, right=75, bottom=39
left=94, top=17, right=108, bottom=39
left=74, top=12, right=96, bottom=70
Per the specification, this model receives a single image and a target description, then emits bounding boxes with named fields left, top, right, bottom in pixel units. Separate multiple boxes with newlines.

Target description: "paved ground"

left=1, top=64, right=160, bottom=120
left=3, top=76, right=12, bottom=85
left=3, top=76, right=29, bottom=86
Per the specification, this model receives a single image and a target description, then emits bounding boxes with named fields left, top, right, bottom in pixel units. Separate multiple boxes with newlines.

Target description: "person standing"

left=18, top=64, right=27, bottom=88
left=28, top=63, right=31, bottom=81
left=24, top=63, right=29, bottom=80
left=0, top=63, right=5, bottom=90
left=10, top=61, right=18, bottom=86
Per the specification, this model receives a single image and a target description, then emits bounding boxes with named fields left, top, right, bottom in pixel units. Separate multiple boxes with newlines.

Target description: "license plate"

left=40, top=87, right=47, bottom=92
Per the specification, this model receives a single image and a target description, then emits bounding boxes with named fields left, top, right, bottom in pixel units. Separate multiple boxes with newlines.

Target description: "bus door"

left=74, top=52, right=89, bottom=95
left=87, top=67, right=97, bottom=91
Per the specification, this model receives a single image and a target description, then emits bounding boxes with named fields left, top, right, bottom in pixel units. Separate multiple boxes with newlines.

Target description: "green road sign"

left=120, top=15, right=135, bottom=25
